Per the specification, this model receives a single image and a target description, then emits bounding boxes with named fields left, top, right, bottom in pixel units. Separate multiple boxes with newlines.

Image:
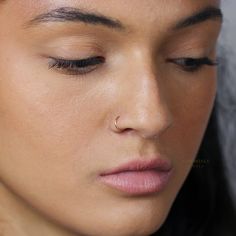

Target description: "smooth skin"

left=0, top=0, right=222, bottom=236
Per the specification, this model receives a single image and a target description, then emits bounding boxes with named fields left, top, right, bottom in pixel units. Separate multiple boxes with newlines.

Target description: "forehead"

left=1, top=0, right=220, bottom=30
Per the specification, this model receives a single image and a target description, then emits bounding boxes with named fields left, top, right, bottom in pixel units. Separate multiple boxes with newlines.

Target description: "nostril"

left=124, top=128, right=133, bottom=133
left=120, top=128, right=136, bottom=136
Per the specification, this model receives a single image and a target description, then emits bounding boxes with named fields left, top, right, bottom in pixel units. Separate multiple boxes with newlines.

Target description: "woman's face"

left=0, top=0, right=222, bottom=235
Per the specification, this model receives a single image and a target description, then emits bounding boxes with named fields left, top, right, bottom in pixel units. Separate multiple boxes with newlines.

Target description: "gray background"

left=217, top=0, right=236, bottom=203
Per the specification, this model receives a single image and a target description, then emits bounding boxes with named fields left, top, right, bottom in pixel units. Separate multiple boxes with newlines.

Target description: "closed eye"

left=48, top=56, right=105, bottom=75
left=167, top=57, right=219, bottom=73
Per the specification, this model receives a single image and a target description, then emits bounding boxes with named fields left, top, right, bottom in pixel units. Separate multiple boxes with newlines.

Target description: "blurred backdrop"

left=217, top=0, right=236, bottom=204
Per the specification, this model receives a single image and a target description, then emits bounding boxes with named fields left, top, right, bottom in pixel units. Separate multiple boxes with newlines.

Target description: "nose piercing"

left=114, top=116, right=121, bottom=131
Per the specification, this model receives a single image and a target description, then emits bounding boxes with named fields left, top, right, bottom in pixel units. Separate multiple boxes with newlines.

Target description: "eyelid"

left=48, top=56, right=105, bottom=68
left=166, top=56, right=219, bottom=73
left=39, top=37, right=107, bottom=63
left=167, top=57, right=218, bottom=65
left=48, top=56, right=105, bottom=76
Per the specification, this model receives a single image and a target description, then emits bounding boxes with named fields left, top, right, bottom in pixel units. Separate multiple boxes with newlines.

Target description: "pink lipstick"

left=98, top=157, right=173, bottom=195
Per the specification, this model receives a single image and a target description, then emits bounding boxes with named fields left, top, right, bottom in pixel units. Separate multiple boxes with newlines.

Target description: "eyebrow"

left=27, top=7, right=124, bottom=30
left=26, top=6, right=223, bottom=31
left=172, top=6, right=223, bottom=31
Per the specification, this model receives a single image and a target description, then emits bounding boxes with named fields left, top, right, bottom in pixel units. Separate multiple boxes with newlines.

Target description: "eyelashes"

left=48, top=56, right=218, bottom=76
left=48, top=56, right=105, bottom=75
left=167, top=57, right=218, bottom=73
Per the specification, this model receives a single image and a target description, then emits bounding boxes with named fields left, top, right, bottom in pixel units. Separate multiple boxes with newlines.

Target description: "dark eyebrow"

left=26, top=7, right=125, bottom=31
left=172, top=6, right=223, bottom=31
left=26, top=6, right=223, bottom=33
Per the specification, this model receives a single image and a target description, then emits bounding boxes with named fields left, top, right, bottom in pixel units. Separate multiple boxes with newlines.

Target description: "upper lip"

left=100, top=156, right=173, bottom=176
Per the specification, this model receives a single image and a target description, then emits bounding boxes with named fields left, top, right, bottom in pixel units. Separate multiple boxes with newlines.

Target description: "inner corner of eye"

left=48, top=58, right=58, bottom=68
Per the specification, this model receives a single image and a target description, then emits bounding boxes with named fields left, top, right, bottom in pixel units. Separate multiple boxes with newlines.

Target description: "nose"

left=114, top=53, right=173, bottom=139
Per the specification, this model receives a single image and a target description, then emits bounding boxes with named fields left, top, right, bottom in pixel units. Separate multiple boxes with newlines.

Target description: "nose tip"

left=138, top=109, right=173, bottom=139
left=114, top=109, right=173, bottom=140
left=130, top=104, right=173, bottom=139
left=114, top=84, right=174, bottom=140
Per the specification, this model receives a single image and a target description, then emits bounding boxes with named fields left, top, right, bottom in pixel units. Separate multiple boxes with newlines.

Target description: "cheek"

left=0, top=57, right=114, bottom=231
left=163, top=71, right=217, bottom=191
left=0, top=43, right=108, bottom=158
left=0, top=43, right=111, bottom=188
left=179, top=75, right=216, bottom=158
left=0, top=72, right=107, bottom=164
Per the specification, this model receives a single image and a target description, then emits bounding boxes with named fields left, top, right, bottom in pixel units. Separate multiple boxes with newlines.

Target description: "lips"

left=98, top=156, right=173, bottom=195
left=100, top=157, right=172, bottom=175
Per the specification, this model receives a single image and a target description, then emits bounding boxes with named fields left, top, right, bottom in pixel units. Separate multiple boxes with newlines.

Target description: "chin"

left=54, top=200, right=172, bottom=236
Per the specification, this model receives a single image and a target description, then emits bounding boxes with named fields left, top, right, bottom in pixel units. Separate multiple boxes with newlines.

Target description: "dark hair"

left=153, top=103, right=236, bottom=236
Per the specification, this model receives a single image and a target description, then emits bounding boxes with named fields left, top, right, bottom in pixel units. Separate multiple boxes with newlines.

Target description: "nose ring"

left=114, top=116, right=121, bottom=131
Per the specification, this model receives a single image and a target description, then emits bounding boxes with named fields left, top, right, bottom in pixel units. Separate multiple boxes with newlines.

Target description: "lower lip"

left=98, top=169, right=172, bottom=195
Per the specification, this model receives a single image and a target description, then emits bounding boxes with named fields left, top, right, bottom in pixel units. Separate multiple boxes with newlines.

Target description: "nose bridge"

left=122, top=48, right=173, bottom=139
